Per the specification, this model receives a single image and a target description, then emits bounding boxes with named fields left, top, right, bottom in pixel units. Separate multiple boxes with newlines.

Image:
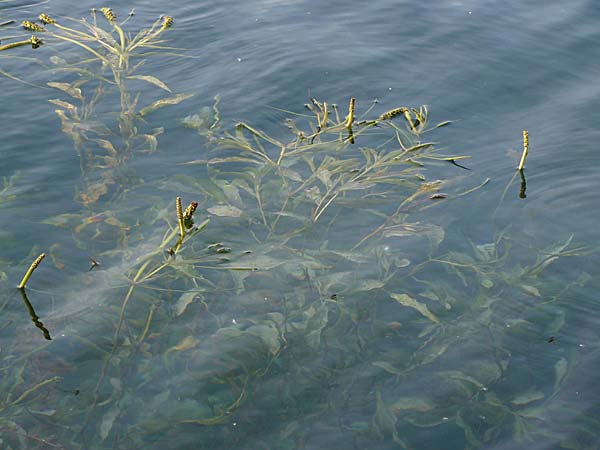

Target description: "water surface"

left=1, top=0, right=599, bottom=449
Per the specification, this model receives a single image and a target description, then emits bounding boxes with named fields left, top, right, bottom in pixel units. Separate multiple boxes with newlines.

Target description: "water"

left=1, top=0, right=599, bottom=449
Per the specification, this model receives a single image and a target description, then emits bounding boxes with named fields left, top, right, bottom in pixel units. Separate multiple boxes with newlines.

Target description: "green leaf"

left=438, top=370, right=486, bottom=390
left=48, top=98, right=78, bottom=116
left=304, top=302, right=329, bottom=350
left=246, top=323, right=281, bottom=355
left=139, top=93, right=194, bottom=116
left=390, top=293, right=439, bottom=323
left=433, top=120, right=452, bottom=129
left=41, top=213, right=81, bottom=228
left=174, top=291, right=201, bottom=316
left=419, top=339, right=450, bottom=365
left=207, top=205, right=242, bottom=217
left=127, top=75, right=172, bottom=92
left=554, top=358, right=568, bottom=392
left=383, top=222, right=445, bottom=248
left=47, top=82, right=83, bottom=101
left=521, top=285, right=541, bottom=297
left=354, top=279, right=386, bottom=292
left=215, top=181, right=244, bottom=208
left=372, top=391, right=409, bottom=448
left=281, top=167, right=303, bottom=182
left=510, top=390, right=545, bottom=406
left=100, top=404, right=120, bottom=441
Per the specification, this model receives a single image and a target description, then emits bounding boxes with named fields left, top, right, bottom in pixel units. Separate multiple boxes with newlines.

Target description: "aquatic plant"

left=0, top=7, right=593, bottom=450
left=17, top=253, right=45, bottom=289
left=518, top=129, right=529, bottom=171
left=3, top=91, right=580, bottom=448
left=0, top=172, right=19, bottom=208
left=5, top=8, right=191, bottom=208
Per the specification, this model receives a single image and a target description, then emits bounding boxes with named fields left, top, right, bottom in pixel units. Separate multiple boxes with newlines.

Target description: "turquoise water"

left=1, top=1, right=599, bottom=449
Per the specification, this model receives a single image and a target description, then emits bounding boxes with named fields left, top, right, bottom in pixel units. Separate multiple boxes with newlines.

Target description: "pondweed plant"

left=3, top=102, right=591, bottom=449
left=182, top=95, right=477, bottom=249
left=17, top=253, right=46, bottom=289
left=6, top=8, right=191, bottom=209
left=0, top=7, right=593, bottom=450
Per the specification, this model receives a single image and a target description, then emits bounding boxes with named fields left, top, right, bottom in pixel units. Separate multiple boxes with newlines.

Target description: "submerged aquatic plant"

left=0, top=7, right=593, bottom=450
left=4, top=106, right=591, bottom=449
left=5, top=8, right=191, bottom=208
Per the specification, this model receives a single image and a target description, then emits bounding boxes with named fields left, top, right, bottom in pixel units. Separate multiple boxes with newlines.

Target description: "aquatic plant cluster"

left=0, top=7, right=595, bottom=450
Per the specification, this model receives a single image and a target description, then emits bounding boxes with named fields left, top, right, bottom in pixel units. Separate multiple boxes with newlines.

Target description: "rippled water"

left=1, top=0, right=599, bottom=449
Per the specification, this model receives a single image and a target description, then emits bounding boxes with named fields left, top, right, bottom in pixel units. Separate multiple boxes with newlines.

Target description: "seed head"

left=101, top=7, right=116, bottom=22
left=22, top=20, right=45, bottom=32
left=30, top=35, right=43, bottom=49
left=378, top=107, right=407, bottom=121
left=161, top=16, right=174, bottom=30
left=183, top=201, right=198, bottom=229
left=344, top=97, right=355, bottom=128
left=176, top=197, right=183, bottom=221
left=183, top=201, right=198, bottom=220
left=39, top=13, right=55, bottom=24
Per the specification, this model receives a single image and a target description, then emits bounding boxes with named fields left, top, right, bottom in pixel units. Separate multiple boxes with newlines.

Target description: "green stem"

left=0, top=40, right=31, bottom=51
left=137, top=303, right=157, bottom=346
left=18, top=253, right=45, bottom=289
left=1, top=376, right=61, bottom=412
left=51, top=33, right=110, bottom=65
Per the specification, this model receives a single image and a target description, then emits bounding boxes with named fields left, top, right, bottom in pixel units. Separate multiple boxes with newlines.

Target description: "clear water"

left=1, top=0, right=599, bottom=449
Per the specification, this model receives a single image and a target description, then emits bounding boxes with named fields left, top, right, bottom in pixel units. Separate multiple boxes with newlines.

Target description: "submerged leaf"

left=304, top=302, right=329, bottom=349
left=373, top=391, right=409, bottom=448
left=521, top=285, right=541, bottom=297
left=48, top=98, right=78, bottom=116
left=510, top=390, right=545, bottom=406
left=391, top=397, right=434, bottom=413
left=390, top=293, right=439, bottom=323
left=207, top=205, right=242, bottom=217
left=41, top=213, right=81, bottom=228
left=127, top=75, right=172, bottom=92
left=47, top=82, right=83, bottom=101
left=139, top=93, right=194, bottom=116
left=100, top=404, right=120, bottom=441
left=554, top=358, right=568, bottom=392
left=174, top=291, right=201, bottom=316
left=383, top=222, right=445, bottom=247
left=246, top=323, right=281, bottom=355
left=166, top=336, right=199, bottom=354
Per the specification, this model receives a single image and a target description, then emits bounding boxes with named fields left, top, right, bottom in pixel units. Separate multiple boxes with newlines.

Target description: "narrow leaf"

left=390, top=293, right=439, bottom=323
left=47, top=82, right=83, bottom=101
left=100, top=404, right=120, bottom=441
left=127, top=75, right=172, bottom=93
left=207, top=205, right=242, bottom=217
left=139, top=93, right=194, bottom=116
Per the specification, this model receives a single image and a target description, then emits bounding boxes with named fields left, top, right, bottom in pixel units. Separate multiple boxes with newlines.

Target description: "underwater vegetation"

left=0, top=6, right=596, bottom=450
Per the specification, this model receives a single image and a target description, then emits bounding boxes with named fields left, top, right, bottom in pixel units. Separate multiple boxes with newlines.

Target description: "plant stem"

left=0, top=40, right=32, bottom=51
left=18, top=253, right=45, bottom=289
